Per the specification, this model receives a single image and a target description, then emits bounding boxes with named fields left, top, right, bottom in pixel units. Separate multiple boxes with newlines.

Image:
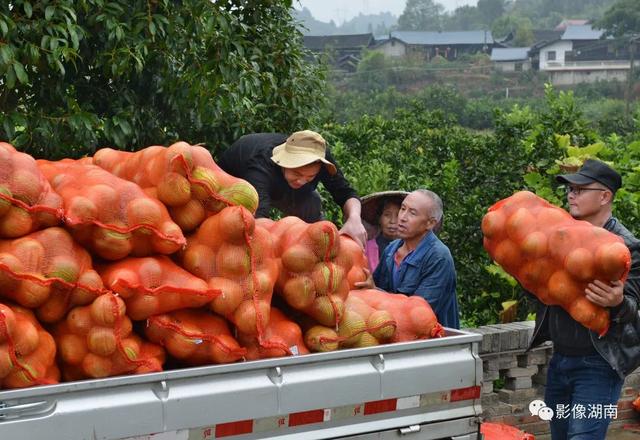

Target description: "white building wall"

left=539, top=41, right=573, bottom=70
left=494, top=60, right=531, bottom=72
left=372, top=40, right=406, bottom=57
left=550, top=69, right=628, bottom=86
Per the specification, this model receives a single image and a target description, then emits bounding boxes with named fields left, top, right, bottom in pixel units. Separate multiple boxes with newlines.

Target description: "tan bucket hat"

left=271, top=130, right=337, bottom=175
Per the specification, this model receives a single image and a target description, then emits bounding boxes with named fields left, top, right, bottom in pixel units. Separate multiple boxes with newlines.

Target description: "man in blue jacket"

left=355, top=189, right=460, bottom=329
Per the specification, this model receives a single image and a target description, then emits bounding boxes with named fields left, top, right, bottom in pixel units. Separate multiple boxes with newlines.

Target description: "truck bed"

left=0, top=329, right=482, bottom=440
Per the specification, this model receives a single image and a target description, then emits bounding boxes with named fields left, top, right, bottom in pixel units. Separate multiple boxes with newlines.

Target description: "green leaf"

left=0, top=19, right=8, bottom=37
left=555, top=134, right=570, bottom=149
left=24, top=2, right=33, bottom=18
left=523, top=171, right=543, bottom=187
left=12, top=62, right=28, bottom=84
left=485, top=264, right=517, bottom=287
left=0, top=45, right=12, bottom=64
left=45, top=5, right=55, bottom=21
left=5, top=66, right=15, bottom=89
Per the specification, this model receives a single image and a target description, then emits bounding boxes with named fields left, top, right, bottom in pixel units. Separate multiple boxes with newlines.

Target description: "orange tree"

left=319, top=85, right=640, bottom=326
left=0, top=0, right=324, bottom=158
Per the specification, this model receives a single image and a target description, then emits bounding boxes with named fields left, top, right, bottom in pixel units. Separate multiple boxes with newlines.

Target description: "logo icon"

left=529, top=399, right=554, bottom=421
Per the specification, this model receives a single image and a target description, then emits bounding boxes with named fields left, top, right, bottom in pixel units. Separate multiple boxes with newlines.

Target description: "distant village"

left=304, top=19, right=639, bottom=86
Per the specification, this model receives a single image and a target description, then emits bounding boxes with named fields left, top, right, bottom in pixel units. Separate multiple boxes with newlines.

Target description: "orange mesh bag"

left=482, top=191, right=631, bottom=336
left=37, top=159, right=186, bottom=260
left=480, top=422, right=535, bottom=440
left=238, top=307, right=309, bottom=360
left=270, top=217, right=351, bottom=328
left=179, top=205, right=278, bottom=340
left=98, top=256, right=220, bottom=320
left=53, top=293, right=165, bottom=380
left=145, top=309, right=246, bottom=365
left=0, top=303, right=60, bottom=389
left=350, top=290, right=444, bottom=342
left=0, top=142, right=63, bottom=238
left=0, top=227, right=106, bottom=323
left=92, top=142, right=259, bottom=232
left=302, top=294, right=397, bottom=352
left=339, top=294, right=397, bottom=347
left=335, top=235, right=369, bottom=289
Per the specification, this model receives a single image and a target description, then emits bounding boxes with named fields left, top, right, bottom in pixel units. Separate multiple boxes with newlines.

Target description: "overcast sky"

left=295, top=0, right=479, bottom=24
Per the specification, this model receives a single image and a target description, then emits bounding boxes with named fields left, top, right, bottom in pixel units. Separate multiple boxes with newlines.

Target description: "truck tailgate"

left=0, top=329, right=482, bottom=439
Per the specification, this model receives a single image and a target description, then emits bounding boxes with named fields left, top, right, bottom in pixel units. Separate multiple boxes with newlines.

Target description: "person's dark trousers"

left=271, top=190, right=323, bottom=223
left=545, top=352, right=624, bottom=440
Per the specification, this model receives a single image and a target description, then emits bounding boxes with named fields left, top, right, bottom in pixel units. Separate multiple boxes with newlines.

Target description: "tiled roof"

left=303, top=34, right=374, bottom=50
left=391, top=30, right=494, bottom=45
left=561, top=25, right=604, bottom=41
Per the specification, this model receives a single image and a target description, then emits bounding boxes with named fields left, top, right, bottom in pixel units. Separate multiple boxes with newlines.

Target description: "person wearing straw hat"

left=218, top=130, right=367, bottom=247
left=361, top=191, right=407, bottom=272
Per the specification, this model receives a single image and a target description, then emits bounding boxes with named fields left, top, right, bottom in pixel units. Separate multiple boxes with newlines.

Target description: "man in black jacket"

left=218, top=130, right=367, bottom=247
left=528, top=159, right=640, bottom=440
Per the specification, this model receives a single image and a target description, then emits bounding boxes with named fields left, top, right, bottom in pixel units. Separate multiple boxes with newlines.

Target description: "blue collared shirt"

left=373, top=231, right=460, bottom=329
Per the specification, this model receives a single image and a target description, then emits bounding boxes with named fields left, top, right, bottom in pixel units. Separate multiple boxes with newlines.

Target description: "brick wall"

left=465, top=321, right=640, bottom=438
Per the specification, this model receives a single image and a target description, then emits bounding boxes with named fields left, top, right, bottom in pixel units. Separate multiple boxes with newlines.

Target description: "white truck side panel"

left=0, top=330, right=482, bottom=440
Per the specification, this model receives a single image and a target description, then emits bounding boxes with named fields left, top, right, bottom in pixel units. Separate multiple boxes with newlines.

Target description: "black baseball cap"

left=556, top=159, right=622, bottom=193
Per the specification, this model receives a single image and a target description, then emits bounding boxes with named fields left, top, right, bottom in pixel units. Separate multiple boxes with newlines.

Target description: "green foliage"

left=397, top=0, right=445, bottom=31
left=0, top=0, right=325, bottom=158
left=321, top=106, right=524, bottom=326
left=321, top=83, right=639, bottom=325
left=347, top=51, right=436, bottom=92
left=597, top=0, right=640, bottom=38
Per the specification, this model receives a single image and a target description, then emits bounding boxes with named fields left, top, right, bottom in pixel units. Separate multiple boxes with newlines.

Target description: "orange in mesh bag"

left=238, top=307, right=309, bottom=360
left=54, top=293, right=165, bottom=380
left=302, top=293, right=397, bottom=353
left=179, top=206, right=278, bottom=338
left=98, top=256, right=220, bottom=320
left=269, top=217, right=352, bottom=328
left=0, top=142, right=63, bottom=238
left=0, top=303, right=60, bottom=389
left=350, top=290, right=445, bottom=342
left=146, top=309, right=246, bottom=365
left=482, top=191, right=631, bottom=336
left=0, top=227, right=106, bottom=323
left=37, top=159, right=185, bottom=259
left=336, top=235, right=369, bottom=289
left=92, top=142, right=259, bottom=232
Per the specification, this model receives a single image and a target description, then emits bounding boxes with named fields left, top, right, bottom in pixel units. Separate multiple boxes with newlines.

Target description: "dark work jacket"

left=217, top=133, right=358, bottom=219
left=528, top=217, right=640, bottom=379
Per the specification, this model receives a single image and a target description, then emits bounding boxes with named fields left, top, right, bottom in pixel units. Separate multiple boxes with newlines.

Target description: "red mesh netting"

left=146, top=309, right=246, bottom=365
left=37, top=159, right=185, bottom=260
left=0, top=303, right=59, bottom=389
left=302, top=293, right=397, bottom=353
left=179, top=206, right=278, bottom=341
left=238, top=307, right=309, bottom=360
left=92, top=142, right=258, bottom=232
left=98, top=256, right=220, bottom=320
left=480, top=422, right=535, bottom=440
left=0, top=227, right=106, bottom=323
left=53, top=293, right=165, bottom=380
left=0, top=142, right=63, bottom=238
left=268, top=217, right=362, bottom=328
left=349, top=290, right=444, bottom=342
left=482, top=191, right=631, bottom=336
